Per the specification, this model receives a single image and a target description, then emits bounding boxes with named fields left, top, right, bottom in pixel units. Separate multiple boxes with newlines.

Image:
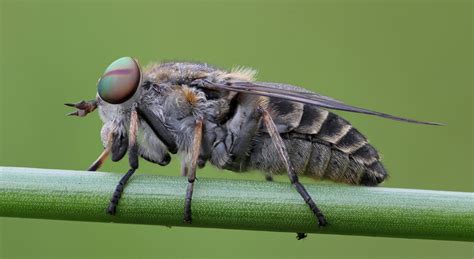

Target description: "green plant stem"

left=0, top=167, right=472, bottom=241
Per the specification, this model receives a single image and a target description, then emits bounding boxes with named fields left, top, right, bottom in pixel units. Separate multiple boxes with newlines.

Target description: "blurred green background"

left=0, top=0, right=472, bottom=258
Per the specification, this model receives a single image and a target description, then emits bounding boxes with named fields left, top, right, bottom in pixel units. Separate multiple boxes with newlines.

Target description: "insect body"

left=66, top=57, right=439, bottom=236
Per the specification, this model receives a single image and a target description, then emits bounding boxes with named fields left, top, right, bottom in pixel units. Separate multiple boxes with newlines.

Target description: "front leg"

left=137, top=105, right=178, bottom=154
left=183, top=117, right=203, bottom=223
left=107, top=104, right=140, bottom=215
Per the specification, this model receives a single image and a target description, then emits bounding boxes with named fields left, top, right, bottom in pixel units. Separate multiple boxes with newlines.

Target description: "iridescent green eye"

left=97, top=57, right=141, bottom=104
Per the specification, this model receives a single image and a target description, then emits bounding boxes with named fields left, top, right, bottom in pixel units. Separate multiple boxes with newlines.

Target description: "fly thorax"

left=162, top=85, right=207, bottom=121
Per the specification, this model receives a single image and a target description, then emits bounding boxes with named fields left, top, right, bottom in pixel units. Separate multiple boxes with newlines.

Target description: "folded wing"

left=197, top=80, right=442, bottom=126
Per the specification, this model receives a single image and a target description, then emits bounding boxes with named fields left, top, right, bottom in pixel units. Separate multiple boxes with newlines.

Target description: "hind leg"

left=260, top=106, right=328, bottom=227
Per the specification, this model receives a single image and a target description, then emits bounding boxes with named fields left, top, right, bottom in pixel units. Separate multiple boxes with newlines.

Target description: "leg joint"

left=289, top=174, right=299, bottom=184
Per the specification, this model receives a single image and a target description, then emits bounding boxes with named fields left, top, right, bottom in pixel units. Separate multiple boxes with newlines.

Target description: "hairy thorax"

left=131, top=62, right=258, bottom=166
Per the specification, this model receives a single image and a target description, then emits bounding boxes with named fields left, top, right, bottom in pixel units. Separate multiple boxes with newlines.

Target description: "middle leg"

left=183, top=117, right=204, bottom=223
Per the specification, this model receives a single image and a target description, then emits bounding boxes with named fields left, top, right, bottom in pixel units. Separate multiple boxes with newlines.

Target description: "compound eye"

left=97, top=57, right=141, bottom=104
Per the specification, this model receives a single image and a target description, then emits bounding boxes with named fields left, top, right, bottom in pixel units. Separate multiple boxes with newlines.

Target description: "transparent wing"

left=196, top=79, right=442, bottom=126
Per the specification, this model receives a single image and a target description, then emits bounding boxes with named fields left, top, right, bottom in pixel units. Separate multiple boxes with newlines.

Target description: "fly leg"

left=88, top=148, right=110, bottom=171
left=65, top=100, right=98, bottom=117
left=137, top=105, right=178, bottom=154
left=88, top=122, right=128, bottom=172
left=183, top=117, right=203, bottom=223
left=107, top=104, right=139, bottom=215
left=67, top=99, right=114, bottom=172
left=259, top=106, right=328, bottom=231
left=87, top=125, right=118, bottom=172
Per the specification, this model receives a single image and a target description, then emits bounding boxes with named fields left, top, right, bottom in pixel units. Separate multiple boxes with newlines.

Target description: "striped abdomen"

left=250, top=99, right=387, bottom=186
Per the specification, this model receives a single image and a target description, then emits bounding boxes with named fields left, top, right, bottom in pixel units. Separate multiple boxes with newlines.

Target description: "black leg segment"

left=296, top=232, right=307, bottom=240
left=107, top=168, right=136, bottom=215
left=183, top=173, right=196, bottom=223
